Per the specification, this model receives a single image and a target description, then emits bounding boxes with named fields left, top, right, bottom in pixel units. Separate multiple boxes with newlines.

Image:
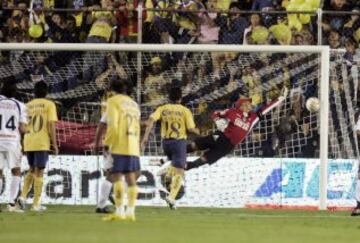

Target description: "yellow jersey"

left=89, top=12, right=113, bottom=41
left=24, top=98, right=58, bottom=151
left=150, top=103, right=195, bottom=140
left=100, top=91, right=116, bottom=147
left=106, top=94, right=140, bottom=156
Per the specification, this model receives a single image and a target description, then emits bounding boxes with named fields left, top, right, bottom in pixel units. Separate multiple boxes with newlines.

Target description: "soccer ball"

left=305, top=97, right=320, bottom=112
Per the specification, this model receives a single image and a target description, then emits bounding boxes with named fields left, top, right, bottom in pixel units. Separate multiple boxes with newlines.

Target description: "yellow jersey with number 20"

left=24, top=98, right=58, bottom=151
left=106, top=94, right=140, bottom=157
left=150, top=104, right=195, bottom=140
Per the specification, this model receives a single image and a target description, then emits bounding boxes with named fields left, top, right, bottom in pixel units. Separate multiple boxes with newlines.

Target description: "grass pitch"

left=0, top=206, right=359, bottom=243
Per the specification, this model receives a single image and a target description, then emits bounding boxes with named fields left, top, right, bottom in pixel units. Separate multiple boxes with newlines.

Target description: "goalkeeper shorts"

left=193, top=132, right=234, bottom=164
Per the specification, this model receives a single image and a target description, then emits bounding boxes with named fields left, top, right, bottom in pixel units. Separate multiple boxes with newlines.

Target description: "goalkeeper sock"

left=356, top=179, right=360, bottom=208
left=21, top=171, right=34, bottom=199
left=113, top=180, right=125, bottom=208
left=185, top=158, right=207, bottom=171
left=97, top=179, right=112, bottom=208
left=33, top=176, right=44, bottom=207
left=9, top=176, right=21, bottom=204
left=169, top=174, right=182, bottom=201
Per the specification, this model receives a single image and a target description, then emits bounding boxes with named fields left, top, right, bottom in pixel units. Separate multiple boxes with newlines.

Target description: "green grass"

left=0, top=206, right=359, bottom=243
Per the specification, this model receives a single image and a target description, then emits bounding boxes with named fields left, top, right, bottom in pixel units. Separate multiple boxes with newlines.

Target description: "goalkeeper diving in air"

left=185, top=87, right=288, bottom=171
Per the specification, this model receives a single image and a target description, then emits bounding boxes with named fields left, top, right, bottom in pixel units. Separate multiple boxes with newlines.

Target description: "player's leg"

left=7, top=147, right=23, bottom=212
left=163, top=140, right=186, bottom=209
left=103, top=154, right=127, bottom=220
left=0, top=169, right=3, bottom=212
left=0, top=152, right=6, bottom=201
left=186, top=134, right=234, bottom=171
left=186, top=133, right=217, bottom=153
left=31, top=151, right=48, bottom=211
left=351, top=171, right=360, bottom=216
left=124, top=171, right=138, bottom=221
left=96, top=170, right=113, bottom=213
left=96, top=149, right=114, bottom=213
left=19, top=152, right=35, bottom=206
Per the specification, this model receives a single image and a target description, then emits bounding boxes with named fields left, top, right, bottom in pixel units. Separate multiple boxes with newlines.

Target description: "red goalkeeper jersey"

left=213, top=98, right=284, bottom=145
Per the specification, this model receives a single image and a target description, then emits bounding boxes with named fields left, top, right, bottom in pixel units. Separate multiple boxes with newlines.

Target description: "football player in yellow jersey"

left=17, top=81, right=58, bottom=212
left=102, top=80, right=140, bottom=221
left=141, top=87, right=199, bottom=209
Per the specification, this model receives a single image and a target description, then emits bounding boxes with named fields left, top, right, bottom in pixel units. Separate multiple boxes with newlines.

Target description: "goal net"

left=0, top=43, right=358, bottom=209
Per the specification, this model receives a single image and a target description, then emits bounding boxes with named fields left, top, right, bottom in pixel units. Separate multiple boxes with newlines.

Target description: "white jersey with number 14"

left=0, top=95, right=27, bottom=147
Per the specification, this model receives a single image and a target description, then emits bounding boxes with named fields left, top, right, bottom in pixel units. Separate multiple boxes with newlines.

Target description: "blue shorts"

left=162, top=139, right=187, bottom=169
left=112, top=154, right=140, bottom=174
left=27, top=151, right=49, bottom=169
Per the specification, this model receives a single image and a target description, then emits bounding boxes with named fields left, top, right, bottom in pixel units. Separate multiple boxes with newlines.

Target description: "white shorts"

left=0, top=144, right=22, bottom=170
left=103, top=149, right=113, bottom=171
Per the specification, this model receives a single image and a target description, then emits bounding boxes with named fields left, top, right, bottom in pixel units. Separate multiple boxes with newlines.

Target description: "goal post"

left=0, top=43, right=343, bottom=210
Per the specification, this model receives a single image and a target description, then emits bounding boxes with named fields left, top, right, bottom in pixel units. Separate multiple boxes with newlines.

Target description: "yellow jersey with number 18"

left=150, top=104, right=195, bottom=140
left=24, top=98, right=58, bottom=151
left=106, top=94, right=140, bottom=157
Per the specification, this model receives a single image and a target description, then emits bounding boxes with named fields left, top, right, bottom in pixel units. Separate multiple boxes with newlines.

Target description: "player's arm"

left=257, top=87, right=288, bottom=119
left=141, top=107, right=161, bottom=148
left=48, top=102, right=59, bottom=155
left=19, top=102, right=28, bottom=134
left=94, top=113, right=107, bottom=155
left=185, top=109, right=199, bottom=135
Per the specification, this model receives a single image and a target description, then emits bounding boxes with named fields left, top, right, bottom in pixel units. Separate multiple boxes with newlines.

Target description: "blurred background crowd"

left=0, top=0, right=359, bottom=47
left=0, top=0, right=359, bottom=159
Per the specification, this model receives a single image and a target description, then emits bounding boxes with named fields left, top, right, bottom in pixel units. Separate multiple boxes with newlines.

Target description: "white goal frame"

left=0, top=43, right=330, bottom=210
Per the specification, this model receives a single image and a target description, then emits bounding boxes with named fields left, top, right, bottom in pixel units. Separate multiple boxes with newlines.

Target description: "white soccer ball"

left=306, top=97, right=320, bottom=112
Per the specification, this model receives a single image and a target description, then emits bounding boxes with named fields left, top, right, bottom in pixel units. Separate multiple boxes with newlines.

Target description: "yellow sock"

left=33, top=176, right=43, bottom=207
left=21, top=172, right=34, bottom=199
left=113, top=181, right=125, bottom=207
left=166, top=166, right=176, bottom=177
left=127, top=186, right=138, bottom=207
left=169, top=174, right=183, bottom=201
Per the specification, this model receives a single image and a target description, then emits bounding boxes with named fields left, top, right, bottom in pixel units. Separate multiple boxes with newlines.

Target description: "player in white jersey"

left=0, top=80, right=27, bottom=213
left=351, top=114, right=360, bottom=216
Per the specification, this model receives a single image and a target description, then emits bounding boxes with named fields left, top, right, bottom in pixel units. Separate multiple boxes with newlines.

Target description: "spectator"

left=323, top=0, right=353, bottom=33
left=83, top=0, right=116, bottom=82
left=343, top=8, right=360, bottom=39
left=95, top=53, right=129, bottom=89
left=197, top=0, right=219, bottom=44
left=343, top=36, right=360, bottom=63
left=86, top=0, right=116, bottom=43
left=143, top=56, right=169, bottom=104
left=116, top=0, right=141, bottom=44
left=243, top=14, right=263, bottom=44
left=327, top=30, right=343, bottom=49
left=30, top=52, right=52, bottom=83
left=217, top=3, right=248, bottom=44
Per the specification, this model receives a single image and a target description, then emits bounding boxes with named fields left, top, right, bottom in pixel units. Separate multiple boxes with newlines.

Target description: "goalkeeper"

left=186, top=88, right=288, bottom=171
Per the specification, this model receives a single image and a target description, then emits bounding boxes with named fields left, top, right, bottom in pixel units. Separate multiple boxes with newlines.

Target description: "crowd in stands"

left=0, top=0, right=359, bottom=158
left=0, top=0, right=359, bottom=47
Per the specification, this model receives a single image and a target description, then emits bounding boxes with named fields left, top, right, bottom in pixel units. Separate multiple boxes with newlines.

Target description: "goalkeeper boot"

left=164, top=196, right=177, bottom=210
left=95, top=206, right=112, bottom=214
